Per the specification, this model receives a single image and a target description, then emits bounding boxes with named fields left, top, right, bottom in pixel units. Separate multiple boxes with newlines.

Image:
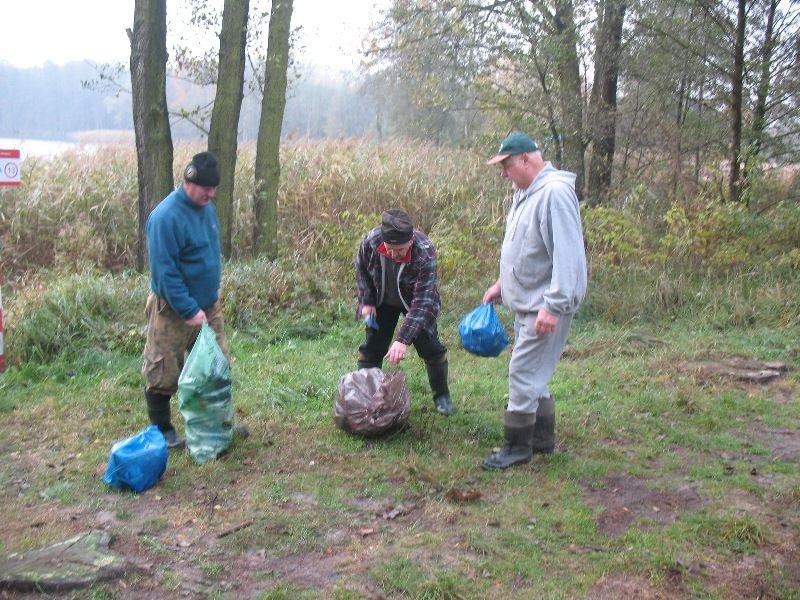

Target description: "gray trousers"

left=507, top=311, right=574, bottom=414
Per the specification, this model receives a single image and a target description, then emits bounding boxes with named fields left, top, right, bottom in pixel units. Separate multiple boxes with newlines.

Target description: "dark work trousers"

left=358, top=305, right=447, bottom=369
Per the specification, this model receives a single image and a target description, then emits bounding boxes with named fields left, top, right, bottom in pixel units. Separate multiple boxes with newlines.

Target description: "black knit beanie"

left=381, top=209, right=414, bottom=244
left=184, top=151, right=220, bottom=187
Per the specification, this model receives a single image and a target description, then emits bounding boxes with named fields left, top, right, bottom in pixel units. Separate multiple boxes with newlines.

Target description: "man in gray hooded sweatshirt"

left=481, top=132, right=587, bottom=469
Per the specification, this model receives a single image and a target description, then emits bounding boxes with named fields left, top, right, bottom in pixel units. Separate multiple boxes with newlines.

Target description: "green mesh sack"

left=178, top=323, right=233, bottom=464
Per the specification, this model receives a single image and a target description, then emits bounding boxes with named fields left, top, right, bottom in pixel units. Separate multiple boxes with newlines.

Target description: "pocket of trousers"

left=141, top=350, right=165, bottom=387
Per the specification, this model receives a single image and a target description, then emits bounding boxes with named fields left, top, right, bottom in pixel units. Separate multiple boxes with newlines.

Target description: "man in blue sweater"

left=141, top=152, right=229, bottom=448
left=481, top=133, right=587, bottom=469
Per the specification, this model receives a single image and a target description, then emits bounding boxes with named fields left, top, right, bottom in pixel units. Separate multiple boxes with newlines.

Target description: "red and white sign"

left=0, top=149, right=21, bottom=187
left=0, top=258, right=4, bottom=372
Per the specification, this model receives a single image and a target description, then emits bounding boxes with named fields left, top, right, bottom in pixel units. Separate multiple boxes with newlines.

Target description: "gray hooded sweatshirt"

left=499, top=162, right=587, bottom=316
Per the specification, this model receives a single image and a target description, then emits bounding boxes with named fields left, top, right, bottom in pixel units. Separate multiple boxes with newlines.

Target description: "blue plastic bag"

left=103, top=425, right=168, bottom=493
left=459, top=303, right=510, bottom=357
left=364, top=313, right=379, bottom=330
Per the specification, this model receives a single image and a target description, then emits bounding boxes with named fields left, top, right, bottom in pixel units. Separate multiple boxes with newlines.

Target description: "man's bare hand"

left=361, top=305, right=376, bottom=319
left=482, top=280, right=502, bottom=305
left=535, top=309, right=559, bottom=335
left=185, top=310, right=207, bottom=327
left=384, top=341, right=408, bottom=366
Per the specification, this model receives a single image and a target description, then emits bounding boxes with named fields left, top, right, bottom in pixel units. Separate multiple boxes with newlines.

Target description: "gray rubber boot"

left=532, top=396, right=555, bottom=454
left=482, top=411, right=536, bottom=469
left=425, top=359, right=456, bottom=416
left=145, top=390, right=185, bottom=449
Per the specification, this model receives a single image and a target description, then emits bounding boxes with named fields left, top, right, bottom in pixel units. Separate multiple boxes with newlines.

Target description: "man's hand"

left=185, top=310, right=207, bottom=327
left=535, top=309, right=559, bottom=335
left=361, top=305, right=376, bottom=319
left=482, top=279, right=502, bottom=305
left=384, top=341, right=408, bottom=366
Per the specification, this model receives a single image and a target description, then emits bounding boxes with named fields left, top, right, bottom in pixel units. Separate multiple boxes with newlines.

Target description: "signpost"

left=0, top=265, right=4, bottom=372
left=0, top=149, right=21, bottom=187
left=0, top=148, right=18, bottom=370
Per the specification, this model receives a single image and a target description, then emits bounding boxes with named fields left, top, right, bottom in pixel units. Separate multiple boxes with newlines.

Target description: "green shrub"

left=6, top=271, right=146, bottom=365
left=582, top=205, right=645, bottom=264
left=656, top=195, right=799, bottom=271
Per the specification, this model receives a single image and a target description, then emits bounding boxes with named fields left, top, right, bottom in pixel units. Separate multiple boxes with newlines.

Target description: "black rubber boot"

left=357, top=356, right=381, bottom=370
left=145, top=390, right=185, bottom=449
left=482, top=411, right=536, bottom=469
left=532, top=396, right=555, bottom=454
left=425, top=359, right=456, bottom=416
left=161, top=428, right=185, bottom=449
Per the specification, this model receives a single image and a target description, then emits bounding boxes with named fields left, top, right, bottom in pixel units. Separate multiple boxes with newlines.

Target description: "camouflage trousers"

left=141, top=293, right=230, bottom=396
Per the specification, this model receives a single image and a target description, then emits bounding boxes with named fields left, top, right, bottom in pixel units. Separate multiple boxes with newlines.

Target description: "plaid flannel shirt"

left=355, top=227, right=441, bottom=345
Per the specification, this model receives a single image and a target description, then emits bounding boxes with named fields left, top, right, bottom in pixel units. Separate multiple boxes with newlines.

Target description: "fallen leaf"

left=382, top=503, right=417, bottom=520
left=358, top=528, right=375, bottom=537
left=445, top=488, right=483, bottom=503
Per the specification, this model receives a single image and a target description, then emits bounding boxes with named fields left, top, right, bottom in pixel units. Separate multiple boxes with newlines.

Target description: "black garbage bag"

left=334, top=368, right=410, bottom=436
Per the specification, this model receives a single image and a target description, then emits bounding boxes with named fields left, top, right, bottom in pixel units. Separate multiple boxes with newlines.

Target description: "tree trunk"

left=749, top=0, right=777, bottom=158
left=208, top=0, right=250, bottom=259
left=587, top=0, right=626, bottom=205
left=742, top=0, right=778, bottom=206
left=253, top=0, right=294, bottom=259
left=129, top=0, right=173, bottom=272
left=728, top=0, right=746, bottom=203
left=532, top=50, right=563, bottom=165
left=551, top=0, right=586, bottom=201
left=694, top=52, right=707, bottom=187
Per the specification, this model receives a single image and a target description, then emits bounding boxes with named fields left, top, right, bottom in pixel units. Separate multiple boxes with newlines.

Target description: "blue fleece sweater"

left=146, top=185, right=221, bottom=319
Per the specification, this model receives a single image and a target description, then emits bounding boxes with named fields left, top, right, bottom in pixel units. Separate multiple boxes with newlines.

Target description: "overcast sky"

left=0, top=0, right=387, bottom=72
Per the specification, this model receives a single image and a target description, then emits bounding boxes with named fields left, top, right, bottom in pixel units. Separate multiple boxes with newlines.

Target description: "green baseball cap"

left=487, top=132, right=539, bottom=165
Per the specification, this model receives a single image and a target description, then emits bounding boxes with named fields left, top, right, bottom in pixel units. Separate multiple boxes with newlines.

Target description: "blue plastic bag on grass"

left=103, top=425, right=168, bottom=493
left=179, top=323, right=233, bottom=464
left=459, top=303, right=510, bottom=357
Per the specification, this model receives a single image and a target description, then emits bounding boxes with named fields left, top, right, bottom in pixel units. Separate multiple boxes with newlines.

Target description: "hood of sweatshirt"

left=512, top=162, right=576, bottom=209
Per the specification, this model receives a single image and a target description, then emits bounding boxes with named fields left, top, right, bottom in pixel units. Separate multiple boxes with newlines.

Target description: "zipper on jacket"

left=397, top=263, right=411, bottom=312
left=379, top=254, right=387, bottom=306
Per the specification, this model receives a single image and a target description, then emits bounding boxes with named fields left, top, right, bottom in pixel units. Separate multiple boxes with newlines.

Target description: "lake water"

left=0, top=138, right=94, bottom=159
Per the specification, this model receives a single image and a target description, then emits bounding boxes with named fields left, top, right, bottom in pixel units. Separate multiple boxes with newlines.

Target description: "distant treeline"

left=0, top=61, right=377, bottom=141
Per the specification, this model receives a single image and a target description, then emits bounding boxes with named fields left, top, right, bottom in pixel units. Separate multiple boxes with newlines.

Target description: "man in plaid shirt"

left=355, top=209, right=456, bottom=416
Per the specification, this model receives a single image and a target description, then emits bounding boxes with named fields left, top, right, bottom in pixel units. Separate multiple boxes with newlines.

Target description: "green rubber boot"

left=532, top=396, right=555, bottom=454
left=482, top=410, right=535, bottom=469
left=425, top=359, right=456, bottom=416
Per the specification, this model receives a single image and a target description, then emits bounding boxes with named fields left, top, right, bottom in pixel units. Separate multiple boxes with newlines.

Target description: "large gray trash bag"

left=334, top=368, right=411, bottom=436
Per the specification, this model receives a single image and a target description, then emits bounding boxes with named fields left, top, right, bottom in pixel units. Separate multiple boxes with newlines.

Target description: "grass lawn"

left=0, top=312, right=798, bottom=599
